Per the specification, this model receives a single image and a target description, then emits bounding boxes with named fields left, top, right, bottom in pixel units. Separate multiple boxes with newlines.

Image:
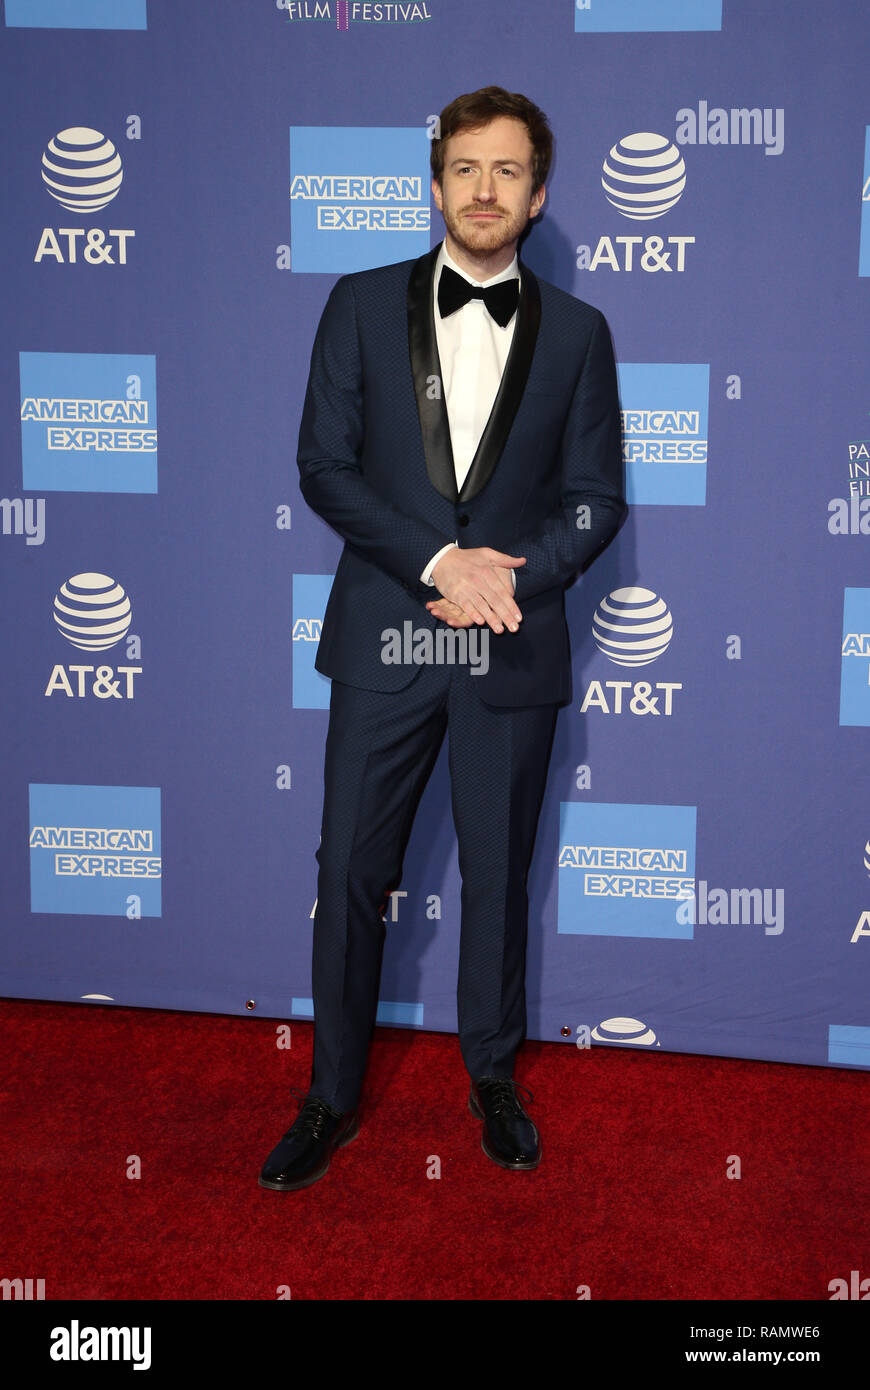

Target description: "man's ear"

left=431, top=176, right=443, bottom=212
left=530, top=184, right=546, bottom=219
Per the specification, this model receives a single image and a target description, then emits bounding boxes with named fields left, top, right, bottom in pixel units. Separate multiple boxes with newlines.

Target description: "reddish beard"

left=444, top=202, right=527, bottom=254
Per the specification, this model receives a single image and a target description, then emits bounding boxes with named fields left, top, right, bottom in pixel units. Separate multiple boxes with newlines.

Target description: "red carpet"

left=1, top=997, right=867, bottom=1301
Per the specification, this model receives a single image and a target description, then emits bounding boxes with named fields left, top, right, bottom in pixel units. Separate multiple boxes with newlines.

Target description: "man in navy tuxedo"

left=260, top=86, right=624, bottom=1191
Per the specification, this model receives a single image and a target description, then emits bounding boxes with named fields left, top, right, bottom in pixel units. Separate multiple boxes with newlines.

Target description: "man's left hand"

left=425, top=597, right=475, bottom=628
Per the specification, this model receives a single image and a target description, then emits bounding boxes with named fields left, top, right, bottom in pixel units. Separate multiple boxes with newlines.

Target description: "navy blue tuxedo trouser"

left=308, top=658, right=558, bottom=1113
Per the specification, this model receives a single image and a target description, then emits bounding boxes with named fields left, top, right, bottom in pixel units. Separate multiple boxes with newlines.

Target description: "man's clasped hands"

left=427, top=546, right=526, bottom=633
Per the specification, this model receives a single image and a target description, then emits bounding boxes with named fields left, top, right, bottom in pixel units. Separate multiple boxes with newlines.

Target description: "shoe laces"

left=476, top=1077, right=534, bottom=1115
left=289, top=1087, right=340, bottom=1138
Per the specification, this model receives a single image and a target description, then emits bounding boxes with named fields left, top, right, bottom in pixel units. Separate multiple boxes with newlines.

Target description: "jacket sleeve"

left=296, top=274, right=454, bottom=588
left=511, top=309, right=626, bottom=604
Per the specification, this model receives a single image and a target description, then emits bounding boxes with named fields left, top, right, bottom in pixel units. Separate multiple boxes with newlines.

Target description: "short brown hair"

left=430, top=86, right=553, bottom=195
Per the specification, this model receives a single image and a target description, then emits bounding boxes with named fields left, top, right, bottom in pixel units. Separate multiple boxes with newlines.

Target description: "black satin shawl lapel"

left=406, top=248, right=542, bottom=505
left=407, top=244, right=457, bottom=502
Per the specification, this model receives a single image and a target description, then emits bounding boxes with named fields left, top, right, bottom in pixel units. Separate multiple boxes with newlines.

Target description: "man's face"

left=431, top=115, right=545, bottom=261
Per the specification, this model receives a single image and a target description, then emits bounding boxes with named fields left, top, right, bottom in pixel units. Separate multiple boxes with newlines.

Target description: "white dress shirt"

left=421, top=240, right=519, bottom=587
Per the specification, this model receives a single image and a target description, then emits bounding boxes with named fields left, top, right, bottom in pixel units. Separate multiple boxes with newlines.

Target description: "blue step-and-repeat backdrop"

left=2, top=0, right=869, bottom=1072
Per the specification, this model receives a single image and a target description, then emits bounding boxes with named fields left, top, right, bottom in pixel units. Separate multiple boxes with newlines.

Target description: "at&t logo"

left=602, top=133, right=686, bottom=219
left=577, top=132, right=694, bottom=273
left=849, top=838, right=870, bottom=944
left=35, top=128, right=135, bottom=266
left=45, top=572, right=142, bottom=699
left=580, top=586, right=682, bottom=715
left=591, top=1017, right=657, bottom=1047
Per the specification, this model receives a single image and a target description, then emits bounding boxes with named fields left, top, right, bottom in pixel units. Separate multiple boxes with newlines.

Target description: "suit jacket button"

left=457, top=513, right=470, bottom=527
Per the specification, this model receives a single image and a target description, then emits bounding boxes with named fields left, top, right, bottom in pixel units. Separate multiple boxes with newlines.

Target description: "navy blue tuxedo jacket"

left=297, top=240, right=625, bottom=706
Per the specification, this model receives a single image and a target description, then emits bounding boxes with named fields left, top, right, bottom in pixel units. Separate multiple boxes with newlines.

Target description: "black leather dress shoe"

left=469, top=1077, right=541, bottom=1170
left=258, top=1091, right=360, bottom=1191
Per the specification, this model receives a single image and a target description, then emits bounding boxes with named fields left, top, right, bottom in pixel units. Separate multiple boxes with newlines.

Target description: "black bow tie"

left=437, top=263, right=519, bottom=328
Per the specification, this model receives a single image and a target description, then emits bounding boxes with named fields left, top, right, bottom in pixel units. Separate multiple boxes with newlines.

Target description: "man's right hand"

left=431, top=547, right=526, bottom=634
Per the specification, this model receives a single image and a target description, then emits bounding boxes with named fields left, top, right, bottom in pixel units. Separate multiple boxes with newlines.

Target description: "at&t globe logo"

left=46, top=572, right=142, bottom=701
left=592, top=586, right=673, bottom=666
left=34, top=124, right=135, bottom=267
left=41, top=128, right=123, bottom=213
left=581, top=586, right=682, bottom=717
left=53, top=572, right=132, bottom=651
left=601, top=133, right=686, bottom=220
left=576, top=130, right=694, bottom=274
left=591, top=1017, right=658, bottom=1047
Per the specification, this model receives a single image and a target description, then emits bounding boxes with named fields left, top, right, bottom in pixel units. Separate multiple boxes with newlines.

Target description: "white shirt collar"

left=436, top=239, right=519, bottom=289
